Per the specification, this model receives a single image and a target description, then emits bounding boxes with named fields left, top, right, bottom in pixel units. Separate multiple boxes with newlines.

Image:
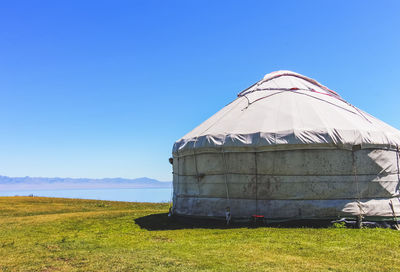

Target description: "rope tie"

left=389, top=200, right=400, bottom=230
left=352, top=150, right=360, bottom=201
left=192, top=138, right=201, bottom=212
left=237, top=72, right=340, bottom=97
left=239, top=87, right=371, bottom=123
left=394, top=145, right=400, bottom=229
left=221, top=149, right=230, bottom=202
left=352, top=149, right=364, bottom=227
left=221, top=149, right=231, bottom=223
left=396, top=145, right=400, bottom=195
left=254, top=152, right=259, bottom=216
left=171, top=156, right=180, bottom=214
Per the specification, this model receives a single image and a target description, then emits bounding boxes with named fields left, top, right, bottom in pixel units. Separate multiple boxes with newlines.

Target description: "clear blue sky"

left=0, top=1, right=399, bottom=181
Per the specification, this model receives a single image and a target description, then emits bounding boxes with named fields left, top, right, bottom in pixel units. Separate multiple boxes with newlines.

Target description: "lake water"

left=0, top=188, right=173, bottom=203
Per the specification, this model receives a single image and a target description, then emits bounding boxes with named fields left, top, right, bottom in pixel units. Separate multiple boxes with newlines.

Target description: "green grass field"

left=0, top=196, right=399, bottom=271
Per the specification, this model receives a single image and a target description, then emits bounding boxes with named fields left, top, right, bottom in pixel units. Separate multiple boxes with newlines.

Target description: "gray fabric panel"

left=177, top=149, right=399, bottom=176
left=174, top=196, right=400, bottom=219
left=175, top=174, right=399, bottom=200
left=172, top=148, right=400, bottom=218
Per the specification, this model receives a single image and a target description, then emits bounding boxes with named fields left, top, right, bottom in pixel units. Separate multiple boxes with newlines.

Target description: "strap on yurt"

left=237, top=71, right=340, bottom=98
left=239, top=87, right=371, bottom=123
left=395, top=145, right=400, bottom=228
left=237, top=71, right=372, bottom=123
left=221, top=150, right=231, bottom=202
left=352, top=146, right=364, bottom=227
left=389, top=200, right=400, bottom=230
left=172, top=156, right=180, bottom=214
left=221, top=150, right=230, bottom=201
left=396, top=145, right=400, bottom=191
left=221, top=149, right=232, bottom=224
left=254, top=152, right=259, bottom=216
left=192, top=137, right=201, bottom=212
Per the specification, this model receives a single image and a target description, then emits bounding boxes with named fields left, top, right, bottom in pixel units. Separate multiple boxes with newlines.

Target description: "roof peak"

left=262, top=70, right=301, bottom=80
left=238, top=70, right=340, bottom=98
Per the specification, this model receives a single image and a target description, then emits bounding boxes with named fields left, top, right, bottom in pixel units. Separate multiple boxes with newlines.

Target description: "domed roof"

left=173, top=71, right=400, bottom=155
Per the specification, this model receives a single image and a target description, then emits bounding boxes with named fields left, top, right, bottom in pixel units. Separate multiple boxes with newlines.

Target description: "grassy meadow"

left=0, top=196, right=399, bottom=271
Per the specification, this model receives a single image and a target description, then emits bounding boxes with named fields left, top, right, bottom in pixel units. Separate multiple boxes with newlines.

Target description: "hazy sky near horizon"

left=1, top=1, right=399, bottom=181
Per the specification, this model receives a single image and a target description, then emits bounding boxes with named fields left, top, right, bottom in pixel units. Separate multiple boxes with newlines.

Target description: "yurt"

left=171, top=71, right=400, bottom=222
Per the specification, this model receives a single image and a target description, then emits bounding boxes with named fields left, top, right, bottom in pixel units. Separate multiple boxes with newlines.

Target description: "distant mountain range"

left=0, top=175, right=172, bottom=191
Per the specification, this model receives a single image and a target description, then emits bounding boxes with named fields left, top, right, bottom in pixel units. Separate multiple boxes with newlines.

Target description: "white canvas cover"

left=172, top=71, right=400, bottom=221
left=173, top=71, right=400, bottom=155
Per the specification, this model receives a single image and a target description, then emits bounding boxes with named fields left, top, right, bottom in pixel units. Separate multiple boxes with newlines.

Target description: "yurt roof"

left=173, top=71, right=400, bottom=155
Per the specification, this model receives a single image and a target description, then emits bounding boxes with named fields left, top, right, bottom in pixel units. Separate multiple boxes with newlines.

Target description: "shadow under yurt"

left=171, top=71, right=400, bottom=227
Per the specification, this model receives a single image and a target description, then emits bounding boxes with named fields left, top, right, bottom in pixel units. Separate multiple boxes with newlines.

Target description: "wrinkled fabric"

left=173, top=71, right=400, bottom=156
